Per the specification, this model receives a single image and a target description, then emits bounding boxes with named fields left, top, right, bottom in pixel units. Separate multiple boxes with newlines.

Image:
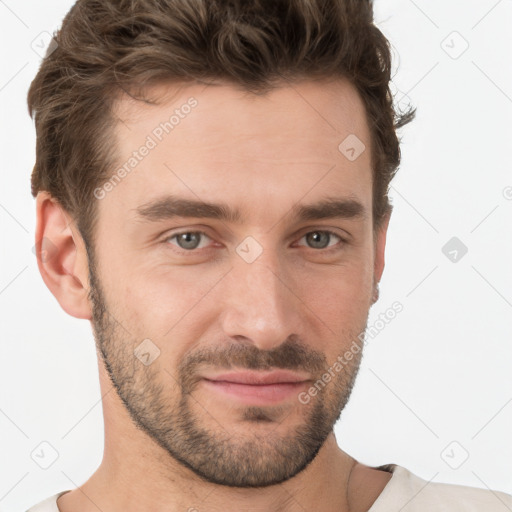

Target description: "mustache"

left=178, top=335, right=327, bottom=392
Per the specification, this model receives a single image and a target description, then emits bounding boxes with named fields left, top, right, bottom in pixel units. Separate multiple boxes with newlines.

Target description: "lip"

left=200, top=370, right=311, bottom=405
left=202, top=370, right=311, bottom=385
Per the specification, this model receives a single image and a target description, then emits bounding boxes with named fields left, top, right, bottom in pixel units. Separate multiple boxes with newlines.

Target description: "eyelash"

left=163, top=229, right=347, bottom=255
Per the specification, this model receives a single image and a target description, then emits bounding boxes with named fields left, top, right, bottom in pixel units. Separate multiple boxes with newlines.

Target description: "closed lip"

left=202, top=370, right=311, bottom=385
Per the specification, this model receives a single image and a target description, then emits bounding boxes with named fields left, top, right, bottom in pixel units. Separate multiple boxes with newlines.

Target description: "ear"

left=372, top=209, right=391, bottom=304
left=34, top=191, right=92, bottom=320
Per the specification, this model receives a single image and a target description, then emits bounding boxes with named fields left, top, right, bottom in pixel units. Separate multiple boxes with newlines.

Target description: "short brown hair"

left=28, top=0, right=415, bottom=247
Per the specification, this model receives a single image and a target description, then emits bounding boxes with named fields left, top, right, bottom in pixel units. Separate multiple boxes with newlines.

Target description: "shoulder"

left=370, top=464, right=512, bottom=511
left=25, top=490, right=70, bottom=512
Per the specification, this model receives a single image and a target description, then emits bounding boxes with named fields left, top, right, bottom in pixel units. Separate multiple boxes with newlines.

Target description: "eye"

left=163, top=229, right=346, bottom=254
left=165, top=231, right=213, bottom=251
left=296, top=230, right=345, bottom=250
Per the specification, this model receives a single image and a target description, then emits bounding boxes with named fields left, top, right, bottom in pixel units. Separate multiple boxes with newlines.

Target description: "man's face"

left=88, top=78, right=384, bottom=487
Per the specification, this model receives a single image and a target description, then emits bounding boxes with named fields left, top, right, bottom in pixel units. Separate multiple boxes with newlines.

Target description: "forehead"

left=104, top=78, right=373, bottom=224
left=114, top=78, right=371, bottom=151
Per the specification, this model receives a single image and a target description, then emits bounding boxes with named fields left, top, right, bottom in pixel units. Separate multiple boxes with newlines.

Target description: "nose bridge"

left=220, top=246, right=301, bottom=350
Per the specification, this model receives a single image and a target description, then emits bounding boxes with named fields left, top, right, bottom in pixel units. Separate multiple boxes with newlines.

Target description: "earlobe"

left=34, top=191, right=92, bottom=320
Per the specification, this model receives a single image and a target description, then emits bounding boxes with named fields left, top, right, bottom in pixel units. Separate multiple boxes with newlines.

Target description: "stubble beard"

left=87, top=261, right=367, bottom=488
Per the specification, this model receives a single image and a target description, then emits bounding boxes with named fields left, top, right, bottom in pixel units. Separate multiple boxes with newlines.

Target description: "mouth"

left=200, top=370, right=311, bottom=405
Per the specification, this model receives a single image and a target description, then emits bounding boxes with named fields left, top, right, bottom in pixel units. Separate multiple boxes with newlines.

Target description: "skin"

left=35, top=77, right=393, bottom=512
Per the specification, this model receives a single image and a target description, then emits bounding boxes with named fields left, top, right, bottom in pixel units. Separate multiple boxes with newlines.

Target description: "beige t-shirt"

left=26, top=463, right=512, bottom=511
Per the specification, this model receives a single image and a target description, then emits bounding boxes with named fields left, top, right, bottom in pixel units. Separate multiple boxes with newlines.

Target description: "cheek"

left=293, top=262, right=373, bottom=355
left=301, top=257, right=373, bottom=312
left=107, top=264, right=223, bottom=338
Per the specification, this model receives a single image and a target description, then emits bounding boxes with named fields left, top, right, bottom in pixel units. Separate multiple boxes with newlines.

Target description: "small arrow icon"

left=236, top=236, right=263, bottom=263
left=338, top=134, right=365, bottom=161
left=442, top=237, right=468, bottom=263
left=31, top=441, right=59, bottom=469
left=440, top=440, right=469, bottom=469
left=440, top=31, right=469, bottom=60
left=31, top=31, right=59, bottom=58
left=134, top=339, right=160, bottom=366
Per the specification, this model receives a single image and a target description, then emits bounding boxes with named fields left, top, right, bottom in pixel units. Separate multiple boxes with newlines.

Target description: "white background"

left=1, top=0, right=511, bottom=510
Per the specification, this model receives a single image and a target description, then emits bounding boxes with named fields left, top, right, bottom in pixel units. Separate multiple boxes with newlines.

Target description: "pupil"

left=307, top=231, right=329, bottom=249
left=179, top=232, right=200, bottom=250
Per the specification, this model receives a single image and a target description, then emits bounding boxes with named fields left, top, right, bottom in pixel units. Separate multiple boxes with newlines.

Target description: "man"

left=26, top=0, right=511, bottom=511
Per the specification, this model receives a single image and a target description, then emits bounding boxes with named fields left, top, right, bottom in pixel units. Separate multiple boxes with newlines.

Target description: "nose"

left=218, top=249, right=304, bottom=351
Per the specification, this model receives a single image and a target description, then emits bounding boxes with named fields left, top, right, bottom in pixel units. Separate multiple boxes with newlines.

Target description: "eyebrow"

left=133, top=194, right=367, bottom=224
